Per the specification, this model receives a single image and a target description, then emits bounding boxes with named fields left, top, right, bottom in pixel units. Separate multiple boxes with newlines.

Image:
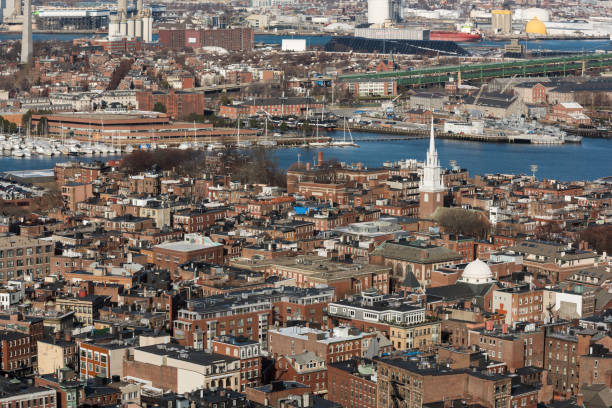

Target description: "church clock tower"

left=419, top=119, right=445, bottom=219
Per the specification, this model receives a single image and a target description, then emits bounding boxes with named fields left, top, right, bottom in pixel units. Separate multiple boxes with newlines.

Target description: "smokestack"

left=13, top=0, right=22, bottom=17
left=318, top=151, right=323, bottom=167
left=118, top=0, right=127, bottom=18
left=20, top=0, right=32, bottom=64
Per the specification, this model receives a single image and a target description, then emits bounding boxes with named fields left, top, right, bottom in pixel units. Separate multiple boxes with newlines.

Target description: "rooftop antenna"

left=530, top=164, right=538, bottom=180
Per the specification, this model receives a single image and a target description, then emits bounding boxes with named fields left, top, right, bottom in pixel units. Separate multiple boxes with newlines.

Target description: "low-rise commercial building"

left=123, top=344, right=240, bottom=394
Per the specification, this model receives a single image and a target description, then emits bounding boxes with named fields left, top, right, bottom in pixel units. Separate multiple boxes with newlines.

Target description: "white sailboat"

left=331, top=117, right=359, bottom=147
left=258, top=115, right=277, bottom=147
left=309, top=120, right=328, bottom=147
left=235, top=117, right=251, bottom=148
left=179, top=130, right=191, bottom=150
left=12, top=149, right=25, bottom=157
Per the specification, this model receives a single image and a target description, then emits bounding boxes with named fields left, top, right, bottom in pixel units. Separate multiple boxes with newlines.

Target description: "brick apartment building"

left=152, top=235, right=225, bottom=274
left=468, top=321, right=545, bottom=372
left=78, top=341, right=130, bottom=380
left=295, top=182, right=349, bottom=206
left=376, top=357, right=512, bottom=408
left=104, top=215, right=154, bottom=232
left=212, top=336, right=262, bottom=392
left=136, top=90, right=205, bottom=119
left=34, top=369, right=82, bottom=408
left=346, top=79, right=398, bottom=97
left=492, top=285, right=545, bottom=325
left=173, top=207, right=227, bottom=233
left=0, top=330, right=35, bottom=374
left=293, top=210, right=357, bottom=232
left=123, top=344, right=241, bottom=394
left=268, top=326, right=385, bottom=364
left=0, top=236, right=54, bottom=283
left=54, top=162, right=106, bottom=186
left=508, top=241, right=597, bottom=284
left=55, top=295, right=108, bottom=325
left=61, top=183, right=93, bottom=212
left=0, top=313, right=44, bottom=363
left=328, top=358, right=377, bottom=408
left=274, top=352, right=327, bottom=395
left=0, top=378, right=57, bottom=408
left=578, top=344, right=612, bottom=389
left=173, top=287, right=333, bottom=351
left=218, top=97, right=323, bottom=119
left=544, top=328, right=595, bottom=398
left=158, top=25, right=253, bottom=51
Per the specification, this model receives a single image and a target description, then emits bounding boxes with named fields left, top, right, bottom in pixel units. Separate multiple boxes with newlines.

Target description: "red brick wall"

left=123, top=359, right=178, bottom=393
left=328, top=364, right=376, bottom=408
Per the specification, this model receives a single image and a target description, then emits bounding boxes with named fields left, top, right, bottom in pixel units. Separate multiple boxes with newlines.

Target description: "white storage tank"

left=119, top=19, right=127, bottom=36
left=143, top=15, right=153, bottom=42
left=108, top=17, right=120, bottom=37
left=127, top=18, right=135, bottom=37
left=134, top=18, right=142, bottom=39
left=367, top=0, right=391, bottom=25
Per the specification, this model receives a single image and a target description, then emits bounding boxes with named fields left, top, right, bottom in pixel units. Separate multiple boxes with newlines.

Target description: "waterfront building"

left=158, top=24, right=254, bottom=51
left=30, top=112, right=256, bottom=146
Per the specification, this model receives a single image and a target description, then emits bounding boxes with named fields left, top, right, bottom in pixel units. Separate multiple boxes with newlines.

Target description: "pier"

left=337, top=125, right=429, bottom=137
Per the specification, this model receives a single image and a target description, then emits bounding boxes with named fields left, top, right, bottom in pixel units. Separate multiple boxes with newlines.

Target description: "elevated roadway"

left=339, top=54, right=612, bottom=86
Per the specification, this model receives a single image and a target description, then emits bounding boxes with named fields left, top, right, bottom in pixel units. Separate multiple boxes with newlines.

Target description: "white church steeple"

left=419, top=118, right=444, bottom=193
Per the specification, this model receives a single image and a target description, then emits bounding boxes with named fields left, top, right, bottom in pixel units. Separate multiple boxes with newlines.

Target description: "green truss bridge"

left=339, top=54, right=612, bottom=86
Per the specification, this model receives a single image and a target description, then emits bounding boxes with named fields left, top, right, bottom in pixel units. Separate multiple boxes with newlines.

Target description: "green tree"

left=21, top=110, right=33, bottom=129
left=153, top=102, right=167, bottom=113
left=218, top=147, right=286, bottom=187
left=433, top=207, right=490, bottom=239
left=0, top=116, right=18, bottom=133
left=35, top=116, right=48, bottom=136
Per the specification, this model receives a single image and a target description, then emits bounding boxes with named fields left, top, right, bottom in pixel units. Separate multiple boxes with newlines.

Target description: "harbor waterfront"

left=0, top=32, right=611, bottom=53
left=0, top=133, right=610, bottom=181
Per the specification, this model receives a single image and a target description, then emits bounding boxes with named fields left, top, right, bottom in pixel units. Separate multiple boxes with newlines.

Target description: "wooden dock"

left=335, top=125, right=429, bottom=137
